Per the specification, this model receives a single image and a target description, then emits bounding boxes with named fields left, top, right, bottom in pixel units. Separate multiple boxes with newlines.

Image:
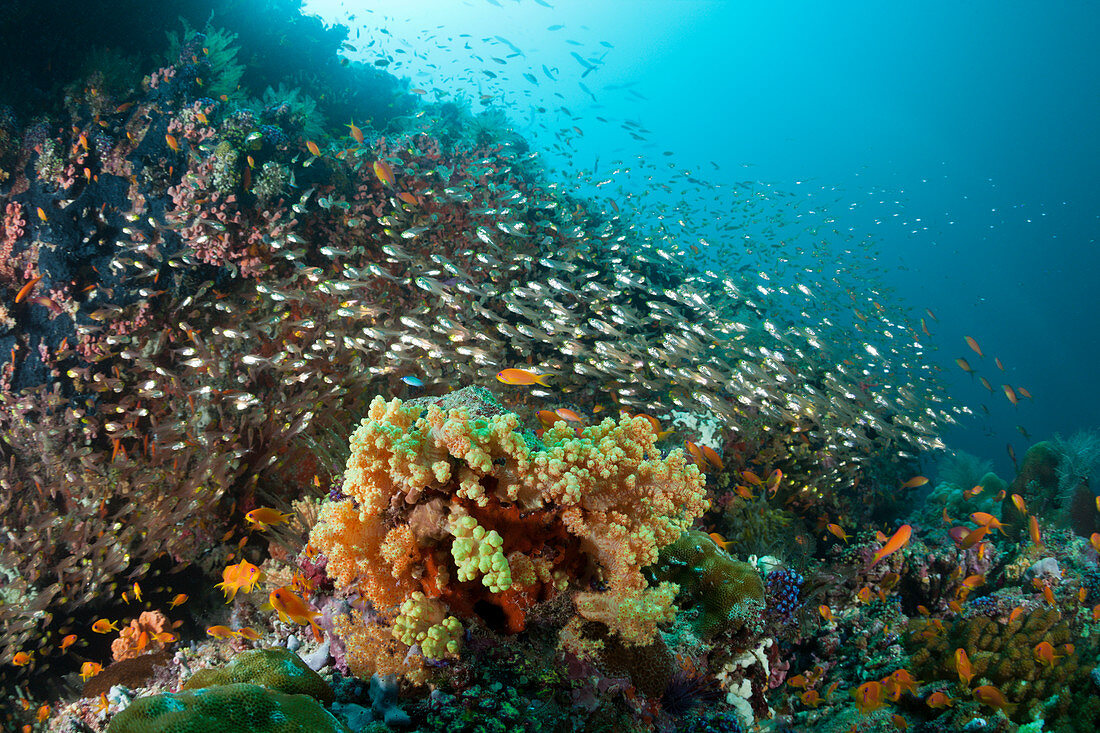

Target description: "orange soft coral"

left=111, top=610, right=170, bottom=661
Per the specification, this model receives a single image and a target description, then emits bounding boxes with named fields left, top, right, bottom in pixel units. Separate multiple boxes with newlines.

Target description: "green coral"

left=393, top=591, right=463, bottom=660
left=645, top=530, right=764, bottom=639
left=166, top=21, right=245, bottom=101
left=450, top=513, right=512, bottom=592
left=211, top=140, right=241, bottom=195
left=105, top=683, right=350, bottom=733
left=183, top=647, right=334, bottom=704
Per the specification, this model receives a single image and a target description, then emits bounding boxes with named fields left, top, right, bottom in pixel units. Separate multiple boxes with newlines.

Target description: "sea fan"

left=1052, top=430, right=1100, bottom=498
left=937, top=450, right=993, bottom=489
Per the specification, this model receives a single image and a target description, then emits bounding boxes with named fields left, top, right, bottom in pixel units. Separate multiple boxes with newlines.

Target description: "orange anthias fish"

left=1034, top=641, right=1062, bottom=668
left=496, top=368, right=552, bottom=387
left=347, top=120, right=365, bottom=144
left=1011, top=493, right=1027, bottom=515
left=970, top=512, right=1007, bottom=535
left=926, top=691, right=954, bottom=709
left=14, top=275, right=42, bottom=304
left=91, top=619, right=119, bottom=634
left=206, top=625, right=237, bottom=640
left=165, top=134, right=180, bottom=152
left=397, top=191, right=419, bottom=206
left=884, top=669, right=919, bottom=700
left=871, top=525, right=912, bottom=566
left=306, top=140, right=321, bottom=156
left=12, top=651, right=32, bottom=666
left=819, top=605, right=834, bottom=623
left=958, top=524, right=990, bottom=550
left=1018, top=386, right=1033, bottom=400
left=168, top=593, right=189, bottom=609
left=827, top=523, right=850, bottom=543
left=216, top=560, right=263, bottom=602
left=800, top=689, right=823, bottom=708
left=59, top=634, right=78, bottom=652
left=741, top=470, right=763, bottom=486
left=245, top=507, right=294, bottom=531
left=964, top=336, right=983, bottom=358
left=766, top=469, right=784, bottom=494
left=972, top=685, right=1015, bottom=715
left=700, top=445, right=724, bottom=471
left=1090, top=533, right=1100, bottom=553
left=954, top=648, right=974, bottom=687
left=900, top=476, right=929, bottom=489
left=852, top=681, right=887, bottom=714
left=1002, top=384, right=1019, bottom=406
left=373, top=159, right=395, bottom=186
left=1029, top=515, right=1043, bottom=547
left=708, top=532, right=732, bottom=552
left=536, top=410, right=565, bottom=428
left=554, top=407, right=583, bottom=423
left=268, top=587, right=323, bottom=641
left=79, top=662, right=102, bottom=681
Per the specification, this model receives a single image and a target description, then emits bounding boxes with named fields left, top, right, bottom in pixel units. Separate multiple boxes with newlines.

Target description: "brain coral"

left=183, top=647, right=334, bottom=704
left=309, top=388, right=707, bottom=682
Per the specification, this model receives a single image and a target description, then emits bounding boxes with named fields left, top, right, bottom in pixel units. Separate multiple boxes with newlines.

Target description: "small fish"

left=954, top=648, right=973, bottom=686
left=708, top=532, right=732, bottom=552
left=964, top=336, right=983, bottom=357
left=1018, top=386, right=1033, bottom=400
left=961, top=574, right=985, bottom=589
left=1029, top=515, right=1043, bottom=547
left=956, top=357, right=973, bottom=374
left=970, top=512, right=1007, bottom=534
left=235, top=627, right=262, bottom=641
left=701, top=445, right=724, bottom=471
left=196, top=111, right=209, bottom=125
left=496, top=368, right=552, bottom=387
left=401, top=375, right=424, bottom=387
left=37, top=704, right=49, bottom=722
left=995, top=357, right=1005, bottom=370
left=36, top=207, right=48, bottom=222
left=165, top=134, right=180, bottom=152
left=926, top=691, right=954, bottom=708
left=14, top=275, right=42, bottom=303
left=397, top=191, right=418, bottom=206
left=245, top=508, right=293, bottom=531
left=819, top=605, right=834, bottom=622
left=206, top=625, right=237, bottom=640
left=684, top=440, right=706, bottom=469
left=972, top=685, right=1015, bottom=715
left=1034, top=641, right=1062, bottom=668
left=1090, top=533, right=1100, bottom=553
left=741, top=470, right=763, bottom=486
left=12, top=651, right=32, bottom=666
left=852, top=681, right=887, bottom=714
left=1042, top=585, right=1056, bottom=607
left=268, top=587, right=323, bottom=641
left=79, top=662, right=103, bottom=681
left=871, top=525, right=912, bottom=566
left=373, top=159, right=395, bottom=186
left=169, top=593, right=188, bottom=608
left=958, top=524, right=989, bottom=550
left=891, top=714, right=908, bottom=731
left=91, top=619, right=119, bottom=634
left=765, top=469, right=784, bottom=494
left=306, top=140, right=321, bottom=156
left=347, top=120, right=365, bottom=144
left=153, top=631, right=178, bottom=644
left=132, top=582, right=142, bottom=602
left=59, top=634, right=78, bottom=652
left=216, top=559, right=263, bottom=602
left=826, top=523, right=850, bottom=543
left=1011, top=494, right=1027, bottom=515
left=900, top=476, right=928, bottom=489
left=555, top=408, right=583, bottom=423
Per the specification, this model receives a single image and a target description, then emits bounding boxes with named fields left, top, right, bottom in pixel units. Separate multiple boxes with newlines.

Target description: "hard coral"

left=310, top=388, right=707, bottom=682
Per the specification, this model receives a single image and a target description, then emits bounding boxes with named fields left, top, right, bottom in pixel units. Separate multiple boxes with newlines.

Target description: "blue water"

left=307, top=0, right=1100, bottom=477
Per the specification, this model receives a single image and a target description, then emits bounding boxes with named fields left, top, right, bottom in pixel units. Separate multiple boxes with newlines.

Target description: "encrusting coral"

left=309, top=387, right=708, bottom=683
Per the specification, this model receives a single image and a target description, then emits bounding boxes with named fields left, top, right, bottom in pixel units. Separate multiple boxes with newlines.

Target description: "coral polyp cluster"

left=310, top=388, right=707, bottom=683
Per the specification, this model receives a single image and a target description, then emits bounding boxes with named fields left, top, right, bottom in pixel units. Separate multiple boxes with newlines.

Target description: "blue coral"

left=764, top=568, right=804, bottom=625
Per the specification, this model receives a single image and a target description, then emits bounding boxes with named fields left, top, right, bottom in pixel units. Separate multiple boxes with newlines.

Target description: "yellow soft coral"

left=392, top=592, right=463, bottom=660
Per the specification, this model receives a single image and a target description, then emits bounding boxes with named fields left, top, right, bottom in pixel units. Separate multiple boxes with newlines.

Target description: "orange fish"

left=970, top=512, right=1007, bottom=534
left=857, top=587, right=874, bottom=604
left=741, top=470, right=763, bottom=486
left=536, top=410, right=564, bottom=428
left=1093, top=604, right=1100, bottom=621
left=787, top=673, right=809, bottom=689
left=373, top=159, right=395, bottom=186
left=169, top=593, right=189, bottom=609
left=1011, top=493, right=1027, bottom=515
left=819, top=605, right=834, bottom=623
left=708, top=532, right=732, bottom=552
left=235, top=627, right=262, bottom=641
left=683, top=440, right=706, bottom=469
left=12, top=651, right=32, bottom=666
left=79, top=661, right=102, bottom=681
left=700, top=445, right=724, bottom=471
left=14, top=275, right=42, bottom=304
left=958, top=524, right=990, bottom=550
left=554, top=408, right=583, bottom=423
left=961, top=574, right=985, bottom=589
left=36, top=206, right=48, bottom=222
left=900, top=476, right=929, bottom=489
left=245, top=507, right=293, bottom=530
left=165, top=134, right=180, bottom=152
left=1089, top=533, right=1100, bottom=553
left=972, top=685, right=1015, bottom=715
left=216, top=559, right=263, bottom=602
left=59, top=634, right=78, bottom=652
left=268, top=587, right=323, bottom=641
left=871, top=524, right=912, bottom=566
left=132, top=582, right=142, bottom=603
left=852, top=681, right=887, bottom=714
left=91, top=619, right=118, bottom=634
left=347, top=120, right=365, bottom=144
left=1002, top=384, right=1018, bottom=406
left=955, top=648, right=973, bottom=687
left=917, top=605, right=931, bottom=616
left=1034, top=641, right=1061, bottom=668
left=206, top=625, right=237, bottom=640
left=948, top=599, right=964, bottom=614
left=766, top=469, right=784, bottom=494
left=306, top=140, right=321, bottom=156
left=496, top=368, right=552, bottom=387
left=397, top=191, right=418, bottom=206
left=891, top=714, right=908, bottom=731
left=799, top=689, right=822, bottom=707
left=956, top=357, right=974, bottom=374
left=979, top=376, right=993, bottom=392
left=36, top=704, right=49, bottom=722
left=153, top=631, right=178, bottom=644
left=827, top=523, right=850, bottom=543
left=885, top=669, right=919, bottom=699
left=1042, top=585, right=1056, bottom=607
left=926, top=691, right=954, bottom=708
left=1029, top=515, right=1043, bottom=547
left=964, top=336, right=983, bottom=357
left=1017, top=386, right=1033, bottom=400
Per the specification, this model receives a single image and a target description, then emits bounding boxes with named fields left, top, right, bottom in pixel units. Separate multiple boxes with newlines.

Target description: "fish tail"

left=534, top=373, right=553, bottom=387
left=309, top=619, right=323, bottom=643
